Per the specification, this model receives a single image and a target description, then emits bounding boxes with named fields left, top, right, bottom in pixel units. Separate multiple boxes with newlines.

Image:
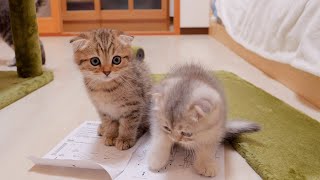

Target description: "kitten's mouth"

left=101, top=73, right=117, bottom=82
left=170, top=137, right=190, bottom=144
left=103, top=76, right=113, bottom=81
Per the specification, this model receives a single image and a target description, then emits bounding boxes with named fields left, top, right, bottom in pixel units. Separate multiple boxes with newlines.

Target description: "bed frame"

left=209, top=21, right=320, bottom=109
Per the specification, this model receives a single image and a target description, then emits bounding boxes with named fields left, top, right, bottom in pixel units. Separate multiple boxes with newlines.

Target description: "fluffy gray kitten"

left=0, top=0, right=46, bottom=66
left=148, top=64, right=260, bottom=177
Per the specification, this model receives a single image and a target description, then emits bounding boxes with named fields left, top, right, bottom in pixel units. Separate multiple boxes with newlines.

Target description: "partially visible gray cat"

left=148, top=64, right=260, bottom=177
left=0, top=0, right=46, bottom=66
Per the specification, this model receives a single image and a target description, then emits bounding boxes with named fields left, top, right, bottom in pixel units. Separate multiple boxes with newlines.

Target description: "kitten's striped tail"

left=224, top=120, right=261, bottom=141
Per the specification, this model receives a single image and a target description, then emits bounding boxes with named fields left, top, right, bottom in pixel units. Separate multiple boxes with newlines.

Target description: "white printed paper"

left=29, top=121, right=146, bottom=179
left=29, top=121, right=225, bottom=180
left=115, top=137, right=225, bottom=180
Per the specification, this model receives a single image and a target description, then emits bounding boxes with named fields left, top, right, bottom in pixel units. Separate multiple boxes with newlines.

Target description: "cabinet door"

left=66, top=0, right=95, bottom=11
left=37, top=0, right=62, bottom=34
left=131, top=0, right=168, bottom=20
left=101, top=0, right=168, bottom=20
left=61, top=0, right=101, bottom=32
left=101, top=0, right=129, bottom=10
left=133, top=0, right=162, bottom=9
left=100, top=0, right=130, bottom=20
left=57, top=0, right=172, bottom=32
left=61, top=0, right=100, bottom=21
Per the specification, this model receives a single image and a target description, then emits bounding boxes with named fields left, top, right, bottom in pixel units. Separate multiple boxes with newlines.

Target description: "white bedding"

left=216, top=0, right=320, bottom=77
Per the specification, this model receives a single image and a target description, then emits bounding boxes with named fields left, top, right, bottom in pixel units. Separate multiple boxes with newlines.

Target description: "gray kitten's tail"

left=224, top=120, right=261, bottom=141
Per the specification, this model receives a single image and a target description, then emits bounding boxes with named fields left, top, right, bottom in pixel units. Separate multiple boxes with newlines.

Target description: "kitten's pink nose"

left=172, top=134, right=182, bottom=142
left=103, top=71, right=111, bottom=76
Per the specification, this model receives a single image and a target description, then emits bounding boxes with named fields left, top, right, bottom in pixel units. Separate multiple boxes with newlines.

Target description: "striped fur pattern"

left=70, top=29, right=152, bottom=150
left=0, top=0, right=46, bottom=65
left=147, top=64, right=261, bottom=177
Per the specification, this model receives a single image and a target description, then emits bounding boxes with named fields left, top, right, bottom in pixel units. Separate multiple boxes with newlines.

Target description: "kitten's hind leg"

left=6, top=39, right=45, bottom=66
left=147, top=132, right=173, bottom=171
left=8, top=57, right=16, bottom=67
left=39, top=40, right=46, bottom=65
left=115, top=110, right=141, bottom=150
left=193, top=143, right=218, bottom=177
left=3, top=32, right=17, bottom=67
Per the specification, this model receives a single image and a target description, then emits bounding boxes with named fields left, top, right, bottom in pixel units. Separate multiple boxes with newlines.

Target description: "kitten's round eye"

left=163, top=126, right=171, bottom=132
left=90, top=57, right=101, bottom=66
left=181, top=131, right=193, bottom=137
left=112, top=56, right=122, bottom=65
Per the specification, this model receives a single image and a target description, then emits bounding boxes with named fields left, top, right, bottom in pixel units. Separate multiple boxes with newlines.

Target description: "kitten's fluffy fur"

left=71, top=29, right=152, bottom=150
left=148, top=64, right=260, bottom=177
left=0, top=0, right=46, bottom=65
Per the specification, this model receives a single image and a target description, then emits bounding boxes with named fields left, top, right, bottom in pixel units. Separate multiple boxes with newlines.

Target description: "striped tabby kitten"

left=70, top=29, right=152, bottom=150
left=148, top=64, right=260, bottom=176
left=0, top=0, right=46, bottom=66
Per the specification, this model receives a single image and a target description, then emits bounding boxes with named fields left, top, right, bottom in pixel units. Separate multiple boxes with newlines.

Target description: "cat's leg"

left=147, top=132, right=173, bottom=171
left=193, top=143, right=218, bottom=177
left=3, top=28, right=14, bottom=49
left=5, top=32, right=45, bottom=66
left=9, top=57, right=16, bottom=67
left=99, top=113, right=119, bottom=146
left=39, top=40, right=46, bottom=65
left=115, top=110, right=141, bottom=150
left=2, top=30, right=17, bottom=66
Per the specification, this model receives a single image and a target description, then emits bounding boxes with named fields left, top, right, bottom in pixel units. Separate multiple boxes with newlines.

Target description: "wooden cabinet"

left=61, top=0, right=169, bottom=32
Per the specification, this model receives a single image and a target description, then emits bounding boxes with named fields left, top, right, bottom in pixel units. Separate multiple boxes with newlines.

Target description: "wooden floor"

left=209, top=21, right=320, bottom=109
left=1, top=35, right=320, bottom=180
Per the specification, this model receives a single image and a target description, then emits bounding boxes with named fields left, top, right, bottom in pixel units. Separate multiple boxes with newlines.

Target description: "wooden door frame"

left=128, top=0, right=180, bottom=35
left=61, top=0, right=100, bottom=21
left=38, top=0, right=62, bottom=34
left=39, top=0, right=180, bottom=36
left=100, top=0, right=167, bottom=20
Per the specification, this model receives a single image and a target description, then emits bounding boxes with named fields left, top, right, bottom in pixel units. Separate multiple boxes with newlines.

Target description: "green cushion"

left=0, top=71, right=53, bottom=109
left=152, top=71, right=320, bottom=180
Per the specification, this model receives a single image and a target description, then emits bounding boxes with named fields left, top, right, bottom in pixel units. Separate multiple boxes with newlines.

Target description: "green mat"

left=0, top=71, right=53, bottom=110
left=152, top=71, right=320, bottom=180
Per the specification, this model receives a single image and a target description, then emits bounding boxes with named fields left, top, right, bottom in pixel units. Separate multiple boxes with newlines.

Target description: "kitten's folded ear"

left=119, top=34, right=134, bottom=45
left=70, top=33, right=90, bottom=52
left=190, top=99, right=215, bottom=122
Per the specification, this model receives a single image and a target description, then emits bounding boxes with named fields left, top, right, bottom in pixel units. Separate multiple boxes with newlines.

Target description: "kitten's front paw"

left=148, top=154, right=168, bottom=171
left=115, top=137, right=136, bottom=150
left=104, top=136, right=117, bottom=146
left=193, top=161, right=217, bottom=177
left=98, top=124, right=105, bottom=136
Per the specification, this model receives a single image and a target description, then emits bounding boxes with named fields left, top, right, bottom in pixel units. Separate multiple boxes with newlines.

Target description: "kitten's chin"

left=178, top=141, right=195, bottom=149
left=168, top=136, right=194, bottom=148
left=101, top=76, right=115, bottom=82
